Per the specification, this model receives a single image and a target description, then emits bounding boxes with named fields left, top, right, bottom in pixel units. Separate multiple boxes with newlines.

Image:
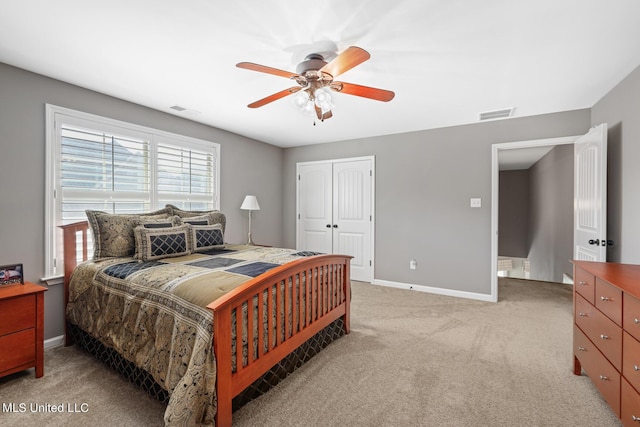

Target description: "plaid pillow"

left=187, top=224, right=225, bottom=252
left=133, top=225, right=191, bottom=261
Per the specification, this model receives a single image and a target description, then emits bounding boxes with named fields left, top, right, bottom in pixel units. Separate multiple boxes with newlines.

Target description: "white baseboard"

left=44, top=335, right=65, bottom=350
left=372, top=279, right=496, bottom=303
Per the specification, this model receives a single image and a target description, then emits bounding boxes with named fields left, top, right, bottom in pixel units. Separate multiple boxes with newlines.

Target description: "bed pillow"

left=165, top=204, right=226, bottom=232
left=86, top=208, right=173, bottom=259
left=133, top=224, right=192, bottom=261
left=179, top=215, right=211, bottom=226
left=133, top=215, right=181, bottom=229
left=187, top=224, right=225, bottom=252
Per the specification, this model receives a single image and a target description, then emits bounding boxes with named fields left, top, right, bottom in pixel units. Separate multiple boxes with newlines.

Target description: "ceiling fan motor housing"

left=296, top=53, right=328, bottom=75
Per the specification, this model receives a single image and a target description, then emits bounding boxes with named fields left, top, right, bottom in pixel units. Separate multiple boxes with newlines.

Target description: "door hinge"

left=369, top=170, right=372, bottom=176
left=298, top=174, right=301, bottom=180
left=369, top=260, right=372, bottom=266
left=298, top=213, right=300, bottom=220
left=370, top=215, right=372, bottom=221
left=53, top=258, right=57, bottom=268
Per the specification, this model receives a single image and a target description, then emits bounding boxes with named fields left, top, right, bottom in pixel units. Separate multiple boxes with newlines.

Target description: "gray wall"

left=591, top=64, right=640, bottom=264
left=0, top=62, right=284, bottom=340
left=527, top=145, right=574, bottom=282
left=498, top=170, right=529, bottom=258
left=283, top=110, right=591, bottom=295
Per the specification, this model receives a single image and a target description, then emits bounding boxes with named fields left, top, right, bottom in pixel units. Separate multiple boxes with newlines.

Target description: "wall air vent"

left=479, top=108, right=514, bottom=121
left=170, top=105, right=187, bottom=111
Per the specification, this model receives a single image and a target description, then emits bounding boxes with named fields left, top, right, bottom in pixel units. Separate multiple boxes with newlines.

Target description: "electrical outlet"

left=470, top=198, right=482, bottom=208
left=409, top=259, right=417, bottom=270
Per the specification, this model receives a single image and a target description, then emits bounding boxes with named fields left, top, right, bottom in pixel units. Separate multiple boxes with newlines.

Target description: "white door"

left=574, top=123, right=608, bottom=261
left=333, top=160, right=372, bottom=281
left=298, top=162, right=333, bottom=253
left=297, top=158, right=373, bottom=282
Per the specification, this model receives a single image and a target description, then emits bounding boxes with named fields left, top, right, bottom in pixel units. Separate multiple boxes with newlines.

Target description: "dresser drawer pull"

left=578, top=312, right=587, bottom=317
left=632, top=415, right=640, bottom=422
left=600, top=334, right=609, bottom=340
left=635, top=365, right=640, bottom=371
left=577, top=346, right=586, bottom=352
left=600, top=296, right=610, bottom=302
left=635, top=318, right=640, bottom=324
left=599, top=375, right=609, bottom=381
left=579, top=281, right=587, bottom=286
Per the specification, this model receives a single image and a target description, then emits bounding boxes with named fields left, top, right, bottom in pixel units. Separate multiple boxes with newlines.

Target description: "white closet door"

left=297, top=157, right=374, bottom=282
left=298, top=162, right=333, bottom=254
left=333, top=160, right=372, bottom=281
left=574, top=123, right=608, bottom=261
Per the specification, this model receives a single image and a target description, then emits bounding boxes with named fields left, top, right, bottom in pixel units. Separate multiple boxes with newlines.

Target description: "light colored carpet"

left=0, top=279, right=621, bottom=426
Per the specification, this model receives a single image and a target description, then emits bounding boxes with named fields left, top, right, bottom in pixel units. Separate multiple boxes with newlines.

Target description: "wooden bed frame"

left=60, top=221, right=351, bottom=427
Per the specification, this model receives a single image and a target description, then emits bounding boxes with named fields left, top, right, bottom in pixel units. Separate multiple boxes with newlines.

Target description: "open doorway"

left=490, top=136, right=578, bottom=301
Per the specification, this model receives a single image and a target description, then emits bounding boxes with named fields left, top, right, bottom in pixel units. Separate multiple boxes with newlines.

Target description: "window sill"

left=40, top=275, right=64, bottom=286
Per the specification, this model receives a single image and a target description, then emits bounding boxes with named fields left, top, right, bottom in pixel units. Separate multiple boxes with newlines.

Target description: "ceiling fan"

left=237, top=46, right=395, bottom=121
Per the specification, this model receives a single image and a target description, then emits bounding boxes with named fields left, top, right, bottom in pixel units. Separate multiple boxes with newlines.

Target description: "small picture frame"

left=0, top=264, right=24, bottom=286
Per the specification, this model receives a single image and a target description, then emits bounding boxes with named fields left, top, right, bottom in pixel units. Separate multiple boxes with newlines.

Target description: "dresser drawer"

left=575, top=266, right=596, bottom=305
left=624, top=331, right=640, bottom=392
left=0, top=294, right=35, bottom=336
left=575, top=294, right=622, bottom=370
left=596, top=278, right=622, bottom=326
left=574, top=325, right=621, bottom=417
left=0, top=328, right=36, bottom=375
left=621, top=378, right=640, bottom=427
left=624, top=293, right=640, bottom=342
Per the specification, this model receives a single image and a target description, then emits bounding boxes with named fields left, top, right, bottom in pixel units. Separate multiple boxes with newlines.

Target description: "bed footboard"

left=208, top=254, right=352, bottom=427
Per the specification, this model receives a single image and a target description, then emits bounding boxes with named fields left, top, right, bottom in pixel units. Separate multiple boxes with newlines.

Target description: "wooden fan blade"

left=237, top=62, right=299, bottom=79
left=320, top=46, right=370, bottom=78
left=331, top=82, right=395, bottom=102
left=247, top=87, right=301, bottom=108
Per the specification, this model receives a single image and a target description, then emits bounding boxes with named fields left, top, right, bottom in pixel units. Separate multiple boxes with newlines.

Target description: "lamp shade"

left=240, top=195, right=260, bottom=211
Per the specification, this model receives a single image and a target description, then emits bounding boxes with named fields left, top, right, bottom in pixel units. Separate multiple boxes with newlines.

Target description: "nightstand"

left=0, top=282, right=47, bottom=378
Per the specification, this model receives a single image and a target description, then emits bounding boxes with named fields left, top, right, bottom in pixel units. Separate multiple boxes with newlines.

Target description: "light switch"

left=470, top=198, right=482, bottom=208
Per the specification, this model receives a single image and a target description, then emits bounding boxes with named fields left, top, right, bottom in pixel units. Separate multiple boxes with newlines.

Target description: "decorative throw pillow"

left=133, top=225, right=191, bottom=261
left=179, top=215, right=211, bottom=226
left=165, top=204, right=226, bottom=232
left=86, top=208, right=173, bottom=259
left=133, top=215, right=181, bottom=229
left=187, top=224, right=225, bottom=252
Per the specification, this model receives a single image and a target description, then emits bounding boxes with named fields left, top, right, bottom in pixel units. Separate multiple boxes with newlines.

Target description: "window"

left=45, top=105, right=220, bottom=280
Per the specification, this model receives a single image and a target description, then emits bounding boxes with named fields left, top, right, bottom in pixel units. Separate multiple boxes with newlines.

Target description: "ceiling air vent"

left=169, top=105, right=202, bottom=115
left=479, top=108, right=514, bottom=121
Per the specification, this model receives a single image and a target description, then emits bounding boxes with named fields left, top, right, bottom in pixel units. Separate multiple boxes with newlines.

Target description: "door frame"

left=490, top=136, right=578, bottom=302
left=296, top=155, right=376, bottom=283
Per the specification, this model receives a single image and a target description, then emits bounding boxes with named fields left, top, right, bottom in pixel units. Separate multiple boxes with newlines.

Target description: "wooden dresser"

left=573, top=261, right=640, bottom=426
left=0, top=282, right=47, bottom=379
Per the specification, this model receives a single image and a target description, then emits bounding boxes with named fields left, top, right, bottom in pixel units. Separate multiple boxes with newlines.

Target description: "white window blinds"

left=60, top=124, right=151, bottom=222
left=45, top=105, right=220, bottom=279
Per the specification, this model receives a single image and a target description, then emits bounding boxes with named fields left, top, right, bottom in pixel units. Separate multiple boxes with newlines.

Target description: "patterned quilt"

left=66, top=245, right=321, bottom=426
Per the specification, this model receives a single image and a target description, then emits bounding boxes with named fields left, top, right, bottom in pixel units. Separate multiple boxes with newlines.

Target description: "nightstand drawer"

left=0, top=328, right=35, bottom=374
left=0, top=294, right=35, bottom=336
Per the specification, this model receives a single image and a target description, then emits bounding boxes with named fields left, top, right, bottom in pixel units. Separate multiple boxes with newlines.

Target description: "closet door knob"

left=326, top=224, right=331, bottom=228
left=333, top=224, right=338, bottom=228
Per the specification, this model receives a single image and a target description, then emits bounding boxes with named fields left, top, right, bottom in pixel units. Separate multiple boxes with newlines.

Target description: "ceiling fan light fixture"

left=314, top=87, right=334, bottom=114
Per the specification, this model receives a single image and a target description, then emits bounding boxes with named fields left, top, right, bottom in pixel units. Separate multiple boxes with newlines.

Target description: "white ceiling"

left=1, top=1, right=640, bottom=148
